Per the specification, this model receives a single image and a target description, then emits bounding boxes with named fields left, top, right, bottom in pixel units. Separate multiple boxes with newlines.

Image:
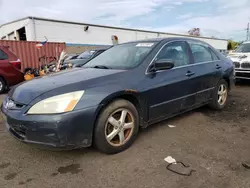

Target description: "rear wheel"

left=0, top=77, right=6, bottom=94
left=209, top=79, right=228, bottom=110
left=94, top=99, right=139, bottom=154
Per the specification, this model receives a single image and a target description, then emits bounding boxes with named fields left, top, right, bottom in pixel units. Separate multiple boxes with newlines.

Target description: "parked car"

left=64, top=54, right=79, bottom=61
left=62, top=48, right=109, bottom=68
left=1, top=38, right=234, bottom=154
left=227, top=41, right=250, bottom=79
left=0, top=46, right=23, bottom=93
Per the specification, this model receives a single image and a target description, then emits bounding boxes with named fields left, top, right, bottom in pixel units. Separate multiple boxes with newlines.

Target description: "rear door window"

left=189, top=43, right=213, bottom=63
left=0, top=49, right=8, bottom=60
left=209, top=48, right=220, bottom=60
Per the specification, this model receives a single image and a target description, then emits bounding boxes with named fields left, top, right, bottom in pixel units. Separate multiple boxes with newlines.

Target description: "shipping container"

left=0, top=40, right=66, bottom=71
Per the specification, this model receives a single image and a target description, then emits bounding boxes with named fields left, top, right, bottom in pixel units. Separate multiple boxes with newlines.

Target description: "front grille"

left=233, top=62, right=240, bottom=68
left=241, top=62, right=250, bottom=69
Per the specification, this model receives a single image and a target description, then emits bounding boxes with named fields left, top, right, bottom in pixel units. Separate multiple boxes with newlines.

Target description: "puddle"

left=0, top=162, right=10, bottom=169
left=57, top=164, right=82, bottom=174
left=4, top=172, right=17, bottom=180
left=18, top=178, right=33, bottom=185
left=51, top=172, right=58, bottom=177
left=26, top=178, right=33, bottom=182
left=19, top=181, right=25, bottom=185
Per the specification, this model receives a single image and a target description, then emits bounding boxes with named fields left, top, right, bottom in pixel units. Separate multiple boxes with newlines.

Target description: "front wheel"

left=209, top=79, right=228, bottom=110
left=94, top=99, right=139, bottom=154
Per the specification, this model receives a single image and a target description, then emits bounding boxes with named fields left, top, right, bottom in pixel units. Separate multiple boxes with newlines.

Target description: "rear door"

left=186, top=41, right=222, bottom=105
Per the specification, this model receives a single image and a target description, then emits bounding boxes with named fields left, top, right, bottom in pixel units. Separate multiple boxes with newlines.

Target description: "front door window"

left=156, top=41, right=190, bottom=67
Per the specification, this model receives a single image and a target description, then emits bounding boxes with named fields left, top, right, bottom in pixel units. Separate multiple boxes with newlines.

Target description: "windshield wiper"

left=91, top=65, right=110, bottom=69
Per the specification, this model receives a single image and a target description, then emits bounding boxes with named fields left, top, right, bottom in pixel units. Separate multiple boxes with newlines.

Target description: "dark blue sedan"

left=1, top=37, right=234, bottom=154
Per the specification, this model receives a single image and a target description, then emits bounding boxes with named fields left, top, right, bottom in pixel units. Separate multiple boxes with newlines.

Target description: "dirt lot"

left=1, top=82, right=250, bottom=188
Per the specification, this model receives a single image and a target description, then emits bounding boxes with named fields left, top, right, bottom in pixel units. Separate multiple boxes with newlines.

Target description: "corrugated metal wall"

left=0, top=40, right=66, bottom=70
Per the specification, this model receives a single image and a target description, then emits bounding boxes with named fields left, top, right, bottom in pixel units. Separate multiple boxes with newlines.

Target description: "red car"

left=0, top=46, right=24, bottom=93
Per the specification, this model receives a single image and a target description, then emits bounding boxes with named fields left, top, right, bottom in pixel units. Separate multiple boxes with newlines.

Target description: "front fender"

left=74, top=83, right=129, bottom=110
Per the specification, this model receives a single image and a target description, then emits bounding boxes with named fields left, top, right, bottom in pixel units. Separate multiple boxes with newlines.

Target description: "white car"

left=228, top=41, right=250, bottom=79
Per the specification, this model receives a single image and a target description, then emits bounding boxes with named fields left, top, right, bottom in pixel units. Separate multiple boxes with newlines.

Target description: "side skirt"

left=142, top=101, right=210, bottom=128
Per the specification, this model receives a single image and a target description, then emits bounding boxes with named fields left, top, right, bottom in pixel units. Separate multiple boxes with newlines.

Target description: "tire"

left=94, top=99, right=139, bottom=154
left=0, top=77, right=6, bottom=94
left=209, top=79, right=228, bottom=110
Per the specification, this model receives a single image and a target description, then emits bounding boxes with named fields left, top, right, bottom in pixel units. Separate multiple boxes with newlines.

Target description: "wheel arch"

left=94, top=91, right=145, bottom=130
left=223, top=76, right=230, bottom=90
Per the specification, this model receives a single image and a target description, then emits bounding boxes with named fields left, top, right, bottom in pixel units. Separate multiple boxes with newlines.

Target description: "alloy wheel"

left=105, top=108, right=135, bottom=147
left=217, top=84, right=227, bottom=106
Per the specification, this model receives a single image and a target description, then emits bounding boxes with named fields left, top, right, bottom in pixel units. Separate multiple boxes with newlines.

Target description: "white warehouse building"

left=0, top=16, right=228, bottom=51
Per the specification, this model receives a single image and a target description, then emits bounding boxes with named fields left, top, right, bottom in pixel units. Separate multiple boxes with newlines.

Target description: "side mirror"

left=150, top=59, right=174, bottom=72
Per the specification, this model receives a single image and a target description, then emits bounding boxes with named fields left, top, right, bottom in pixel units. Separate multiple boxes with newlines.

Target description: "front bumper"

left=235, top=69, right=250, bottom=79
left=1, top=105, right=98, bottom=149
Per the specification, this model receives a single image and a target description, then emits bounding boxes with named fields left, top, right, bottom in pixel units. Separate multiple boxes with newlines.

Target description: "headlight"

left=27, top=91, right=84, bottom=114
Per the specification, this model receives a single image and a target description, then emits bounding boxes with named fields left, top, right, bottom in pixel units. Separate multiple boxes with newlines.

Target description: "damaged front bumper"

left=1, top=105, right=98, bottom=150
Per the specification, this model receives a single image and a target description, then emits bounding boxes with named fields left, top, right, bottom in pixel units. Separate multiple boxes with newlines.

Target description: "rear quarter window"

left=189, top=43, right=213, bottom=63
left=0, top=49, right=8, bottom=60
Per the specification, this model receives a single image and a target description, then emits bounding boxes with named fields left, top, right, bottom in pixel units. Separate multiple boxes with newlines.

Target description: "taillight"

left=10, top=59, right=21, bottom=70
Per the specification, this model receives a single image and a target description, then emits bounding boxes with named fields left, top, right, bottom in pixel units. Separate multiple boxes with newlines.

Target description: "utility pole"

left=246, top=22, right=249, bottom=41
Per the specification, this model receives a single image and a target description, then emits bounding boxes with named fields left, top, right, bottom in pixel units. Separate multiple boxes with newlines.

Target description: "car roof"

left=125, top=37, right=210, bottom=44
left=127, top=38, right=164, bottom=43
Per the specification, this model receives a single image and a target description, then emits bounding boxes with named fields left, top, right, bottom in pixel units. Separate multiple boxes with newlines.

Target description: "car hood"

left=9, top=68, right=125, bottom=104
left=228, top=52, right=250, bottom=62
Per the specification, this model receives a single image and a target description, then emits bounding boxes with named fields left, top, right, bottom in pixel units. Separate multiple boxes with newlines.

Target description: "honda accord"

left=1, top=38, right=234, bottom=154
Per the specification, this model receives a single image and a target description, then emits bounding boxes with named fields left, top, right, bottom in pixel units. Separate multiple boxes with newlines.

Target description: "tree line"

left=227, top=40, right=242, bottom=50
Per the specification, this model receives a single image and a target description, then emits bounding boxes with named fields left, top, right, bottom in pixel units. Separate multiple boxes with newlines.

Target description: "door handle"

left=216, top=64, right=222, bottom=69
left=186, top=71, right=195, bottom=77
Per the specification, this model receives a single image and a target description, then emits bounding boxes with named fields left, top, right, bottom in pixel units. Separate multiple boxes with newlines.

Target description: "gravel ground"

left=1, top=83, right=250, bottom=188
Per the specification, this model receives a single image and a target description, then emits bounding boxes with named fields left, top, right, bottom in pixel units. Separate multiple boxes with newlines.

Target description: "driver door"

left=141, top=41, right=196, bottom=122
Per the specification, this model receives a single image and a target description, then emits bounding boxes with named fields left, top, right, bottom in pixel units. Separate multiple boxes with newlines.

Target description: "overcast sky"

left=0, top=0, right=249, bottom=41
